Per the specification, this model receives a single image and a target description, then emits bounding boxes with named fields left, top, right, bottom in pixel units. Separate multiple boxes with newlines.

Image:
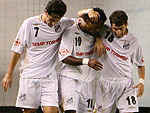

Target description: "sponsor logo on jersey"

left=123, top=41, right=130, bottom=50
left=32, top=37, right=61, bottom=46
left=54, top=24, right=62, bottom=33
left=105, top=45, right=128, bottom=60
left=19, top=93, right=26, bottom=101
left=59, top=48, right=69, bottom=55
left=14, top=38, right=21, bottom=46
left=76, top=49, right=94, bottom=56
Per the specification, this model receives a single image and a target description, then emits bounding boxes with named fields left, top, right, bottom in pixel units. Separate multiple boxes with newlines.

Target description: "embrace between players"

left=1, top=0, right=145, bottom=113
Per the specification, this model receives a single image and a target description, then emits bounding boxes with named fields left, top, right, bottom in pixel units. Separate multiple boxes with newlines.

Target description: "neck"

left=78, top=23, right=88, bottom=33
left=41, top=14, right=47, bottom=24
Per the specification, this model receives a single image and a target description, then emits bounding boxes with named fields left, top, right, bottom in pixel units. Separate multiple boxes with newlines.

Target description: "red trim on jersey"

left=14, top=39, right=21, bottom=46
left=59, top=48, right=69, bottom=55
left=141, top=58, right=144, bottom=63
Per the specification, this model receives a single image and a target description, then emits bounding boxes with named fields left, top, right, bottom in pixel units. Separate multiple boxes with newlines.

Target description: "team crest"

left=97, top=105, right=102, bottom=112
left=19, top=93, right=26, bottom=101
left=66, top=97, right=73, bottom=104
left=123, top=41, right=130, bottom=50
left=54, top=23, right=62, bottom=33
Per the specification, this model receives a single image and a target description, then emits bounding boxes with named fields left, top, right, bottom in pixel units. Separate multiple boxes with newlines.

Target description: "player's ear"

left=125, top=22, right=128, bottom=26
left=44, top=10, right=49, bottom=16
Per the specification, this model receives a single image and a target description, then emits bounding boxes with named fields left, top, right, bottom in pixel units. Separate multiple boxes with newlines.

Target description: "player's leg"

left=23, top=108, right=37, bottom=113
left=59, top=76, right=81, bottom=113
left=117, top=79, right=138, bottom=113
left=41, top=72, right=59, bottom=113
left=16, top=78, right=41, bottom=113
left=119, top=112, right=133, bottom=113
left=65, top=110, right=76, bottom=113
left=94, top=78, right=117, bottom=113
left=117, top=88, right=138, bottom=113
left=78, top=80, right=95, bottom=113
left=43, top=106, right=58, bottom=113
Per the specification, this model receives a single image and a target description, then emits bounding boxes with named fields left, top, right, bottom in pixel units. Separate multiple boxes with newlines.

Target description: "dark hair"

left=93, top=8, right=107, bottom=23
left=45, top=0, right=67, bottom=17
left=109, top=10, right=128, bottom=26
left=81, top=8, right=107, bottom=24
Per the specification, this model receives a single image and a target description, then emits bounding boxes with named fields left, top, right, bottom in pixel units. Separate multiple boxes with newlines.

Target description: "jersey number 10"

left=75, top=36, right=82, bottom=46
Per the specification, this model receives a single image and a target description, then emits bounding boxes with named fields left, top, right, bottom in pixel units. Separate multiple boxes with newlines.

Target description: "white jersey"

left=98, top=25, right=145, bottom=79
left=58, top=19, right=98, bottom=82
left=12, top=15, right=75, bottom=78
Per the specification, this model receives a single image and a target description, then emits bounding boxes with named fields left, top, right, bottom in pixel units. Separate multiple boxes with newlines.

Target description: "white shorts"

left=95, top=77, right=138, bottom=113
left=16, top=72, right=58, bottom=109
left=58, top=76, right=95, bottom=113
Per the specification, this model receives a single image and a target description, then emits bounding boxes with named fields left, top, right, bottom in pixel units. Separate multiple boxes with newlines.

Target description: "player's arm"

left=91, top=32, right=105, bottom=57
left=62, top=56, right=103, bottom=71
left=78, top=8, right=100, bottom=23
left=78, top=9, right=105, bottom=57
left=132, top=41, right=145, bottom=97
left=133, top=65, right=145, bottom=97
left=59, top=27, right=102, bottom=71
left=1, top=52, right=20, bottom=91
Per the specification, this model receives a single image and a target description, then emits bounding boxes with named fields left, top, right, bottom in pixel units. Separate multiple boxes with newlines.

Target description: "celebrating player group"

left=1, top=0, right=145, bottom=113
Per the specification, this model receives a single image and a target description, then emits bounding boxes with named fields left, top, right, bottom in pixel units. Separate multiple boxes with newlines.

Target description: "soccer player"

left=94, top=10, right=145, bottom=113
left=1, top=0, right=75, bottom=113
left=58, top=8, right=107, bottom=113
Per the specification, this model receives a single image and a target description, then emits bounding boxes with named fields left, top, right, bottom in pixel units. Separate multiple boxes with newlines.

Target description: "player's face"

left=111, top=23, right=128, bottom=38
left=45, top=13, right=62, bottom=27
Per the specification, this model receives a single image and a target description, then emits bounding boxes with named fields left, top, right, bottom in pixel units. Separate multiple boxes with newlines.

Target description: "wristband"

left=139, top=78, right=144, bottom=85
left=82, top=58, right=89, bottom=65
left=85, top=9, right=92, bottom=14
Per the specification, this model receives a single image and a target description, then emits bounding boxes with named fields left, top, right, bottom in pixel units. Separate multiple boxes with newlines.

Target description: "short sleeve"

left=132, top=40, right=145, bottom=66
left=11, top=19, right=30, bottom=54
left=61, top=17, right=76, bottom=29
left=59, top=28, right=74, bottom=61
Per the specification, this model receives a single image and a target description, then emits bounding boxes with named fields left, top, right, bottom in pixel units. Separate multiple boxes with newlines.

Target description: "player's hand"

left=133, top=83, right=144, bottom=97
left=94, top=38, right=106, bottom=57
left=88, top=59, right=103, bottom=71
left=1, top=73, right=12, bottom=92
left=88, top=10, right=100, bottom=23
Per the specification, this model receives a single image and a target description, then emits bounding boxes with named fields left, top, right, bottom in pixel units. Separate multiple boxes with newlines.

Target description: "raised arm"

left=78, top=8, right=100, bottom=23
left=78, top=8, right=107, bottom=57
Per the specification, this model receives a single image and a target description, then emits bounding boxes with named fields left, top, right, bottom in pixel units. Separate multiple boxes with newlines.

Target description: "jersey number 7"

left=34, top=27, right=39, bottom=37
